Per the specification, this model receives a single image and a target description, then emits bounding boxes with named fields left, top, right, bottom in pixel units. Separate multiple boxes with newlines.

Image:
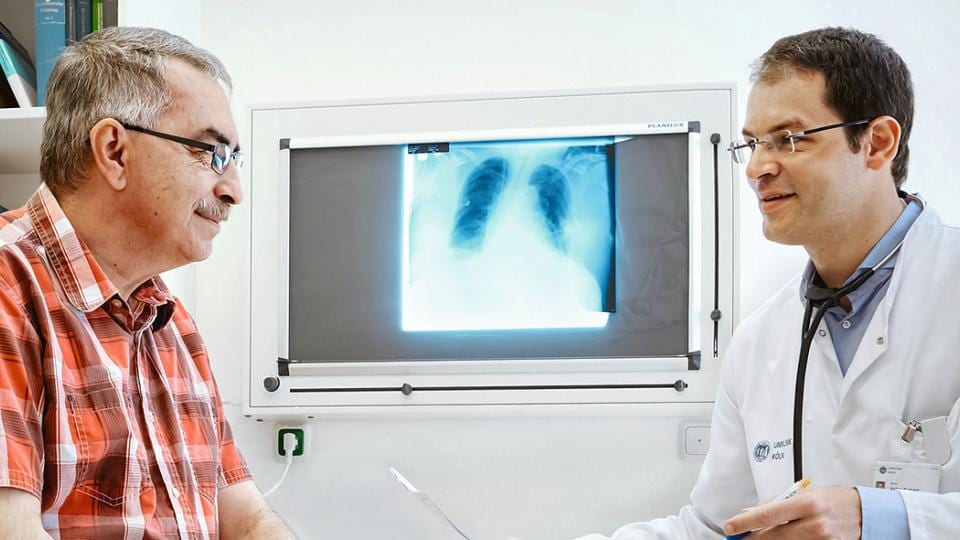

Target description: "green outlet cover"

left=277, top=428, right=305, bottom=457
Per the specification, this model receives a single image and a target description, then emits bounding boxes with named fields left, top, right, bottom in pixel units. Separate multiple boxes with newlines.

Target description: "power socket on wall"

left=274, top=423, right=310, bottom=462
left=680, top=421, right=711, bottom=458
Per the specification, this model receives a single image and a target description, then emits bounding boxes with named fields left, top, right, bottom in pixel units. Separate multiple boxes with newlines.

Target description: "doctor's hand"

left=722, top=486, right=862, bottom=539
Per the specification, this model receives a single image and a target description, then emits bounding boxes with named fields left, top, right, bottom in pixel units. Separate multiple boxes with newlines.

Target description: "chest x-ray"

left=403, top=138, right=617, bottom=331
left=287, top=132, right=689, bottom=363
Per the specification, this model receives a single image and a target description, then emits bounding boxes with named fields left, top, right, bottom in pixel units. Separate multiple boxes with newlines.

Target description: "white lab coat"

left=578, top=206, right=960, bottom=539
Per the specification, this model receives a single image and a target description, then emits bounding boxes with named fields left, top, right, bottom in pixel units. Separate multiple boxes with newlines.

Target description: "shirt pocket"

left=66, top=384, right=149, bottom=506
left=175, top=397, right=220, bottom=504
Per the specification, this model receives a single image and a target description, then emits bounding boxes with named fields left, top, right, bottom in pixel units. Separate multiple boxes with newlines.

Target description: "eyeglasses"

left=120, top=123, right=244, bottom=175
left=727, top=119, right=872, bottom=165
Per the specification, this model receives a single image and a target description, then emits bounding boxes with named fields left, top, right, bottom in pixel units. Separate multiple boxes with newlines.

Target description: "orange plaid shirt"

left=0, top=185, right=251, bottom=538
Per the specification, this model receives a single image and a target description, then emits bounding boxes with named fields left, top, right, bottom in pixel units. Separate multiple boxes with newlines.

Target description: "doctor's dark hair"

left=40, top=27, right=232, bottom=195
left=751, top=27, right=914, bottom=189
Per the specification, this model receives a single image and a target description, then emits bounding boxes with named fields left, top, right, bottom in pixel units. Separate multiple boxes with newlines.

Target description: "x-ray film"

left=287, top=132, right=690, bottom=363
left=402, top=137, right=617, bottom=332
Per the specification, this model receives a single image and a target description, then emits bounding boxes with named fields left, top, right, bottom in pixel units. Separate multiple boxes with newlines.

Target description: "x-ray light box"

left=247, top=86, right=737, bottom=411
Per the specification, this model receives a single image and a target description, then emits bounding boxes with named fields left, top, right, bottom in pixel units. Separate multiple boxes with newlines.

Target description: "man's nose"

left=745, top=145, right=781, bottom=183
left=214, top=164, right=244, bottom=206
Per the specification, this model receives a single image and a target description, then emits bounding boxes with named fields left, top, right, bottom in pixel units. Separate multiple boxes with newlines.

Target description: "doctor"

left=578, top=27, right=960, bottom=540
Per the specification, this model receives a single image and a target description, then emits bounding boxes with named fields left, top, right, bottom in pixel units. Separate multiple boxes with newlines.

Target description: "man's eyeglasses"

left=121, top=123, right=244, bottom=175
left=727, top=119, right=872, bottom=165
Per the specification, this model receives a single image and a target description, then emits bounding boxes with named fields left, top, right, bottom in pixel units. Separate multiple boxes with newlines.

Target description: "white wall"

left=192, top=2, right=960, bottom=538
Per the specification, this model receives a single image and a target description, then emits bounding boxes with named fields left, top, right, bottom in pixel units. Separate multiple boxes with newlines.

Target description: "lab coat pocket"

left=935, top=397, right=960, bottom=492
left=883, top=416, right=924, bottom=463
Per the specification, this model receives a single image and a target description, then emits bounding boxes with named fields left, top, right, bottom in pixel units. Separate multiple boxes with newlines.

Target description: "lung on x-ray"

left=403, top=137, right=617, bottom=332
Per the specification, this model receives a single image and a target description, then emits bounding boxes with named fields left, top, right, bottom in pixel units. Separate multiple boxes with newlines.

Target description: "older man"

left=0, top=28, right=294, bottom=539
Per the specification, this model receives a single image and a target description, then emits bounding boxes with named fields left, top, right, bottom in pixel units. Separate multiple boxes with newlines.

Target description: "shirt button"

left=841, top=320, right=852, bottom=329
left=111, top=299, right=123, bottom=308
left=172, top=486, right=181, bottom=498
left=876, top=336, right=886, bottom=345
left=818, top=329, right=827, bottom=337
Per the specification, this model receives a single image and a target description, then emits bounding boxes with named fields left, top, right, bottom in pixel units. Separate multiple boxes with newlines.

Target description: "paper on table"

left=390, top=466, right=472, bottom=540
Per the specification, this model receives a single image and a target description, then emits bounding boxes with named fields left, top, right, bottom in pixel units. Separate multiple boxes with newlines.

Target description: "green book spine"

left=91, top=0, right=103, bottom=32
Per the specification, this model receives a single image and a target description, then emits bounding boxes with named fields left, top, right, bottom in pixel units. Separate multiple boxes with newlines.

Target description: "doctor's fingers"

left=749, top=514, right=855, bottom=540
left=723, top=496, right=817, bottom=534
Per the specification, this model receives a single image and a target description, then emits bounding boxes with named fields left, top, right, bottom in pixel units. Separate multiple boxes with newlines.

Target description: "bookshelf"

left=0, top=0, right=200, bottom=209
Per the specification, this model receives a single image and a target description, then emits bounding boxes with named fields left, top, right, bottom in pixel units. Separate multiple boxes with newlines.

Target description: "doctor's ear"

left=88, top=118, right=130, bottom=191
left=863, top=115, right=901, bottom=172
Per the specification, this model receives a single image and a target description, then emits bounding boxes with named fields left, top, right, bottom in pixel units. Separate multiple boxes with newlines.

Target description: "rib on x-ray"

left=403, top=137, right=616, bottom=332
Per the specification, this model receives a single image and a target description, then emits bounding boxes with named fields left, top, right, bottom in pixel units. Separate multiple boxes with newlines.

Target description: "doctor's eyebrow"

left=742, top=118, right=808, bottom=138
left=194, top=127, right=241, bottom=152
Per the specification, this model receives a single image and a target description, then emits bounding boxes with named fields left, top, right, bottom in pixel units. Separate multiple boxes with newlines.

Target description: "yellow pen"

left=772, top=477, right=811, bottom=502
left=725, top=478, right=811, bottom=539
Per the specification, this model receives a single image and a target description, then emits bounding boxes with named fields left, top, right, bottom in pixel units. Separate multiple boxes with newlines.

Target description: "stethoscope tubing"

left=792, top=193, right=923, bottom=482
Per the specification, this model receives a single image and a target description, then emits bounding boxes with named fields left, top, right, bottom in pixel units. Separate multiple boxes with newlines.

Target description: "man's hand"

left=722, top=486, right=862, bottom=539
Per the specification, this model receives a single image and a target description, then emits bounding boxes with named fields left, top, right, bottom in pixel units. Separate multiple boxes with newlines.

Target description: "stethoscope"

left=792, top=192, right=924, bottom=482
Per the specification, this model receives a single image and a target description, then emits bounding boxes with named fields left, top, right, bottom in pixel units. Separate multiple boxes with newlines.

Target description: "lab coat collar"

left=837, top=202, right=939, bottom=391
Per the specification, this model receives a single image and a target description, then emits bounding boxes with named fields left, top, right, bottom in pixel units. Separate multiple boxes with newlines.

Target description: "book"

left=35, top=0, right=67, bottom=105
left=102, top=0, right=117, bottom=28
left=91, top=0, right=103, bottom=32
left=65, top=0, right=75, bottom=43
left=76, top=0, right=92, bottom=39
left=0, top=20, right=34, bottom=72
left=0, top=37, right=38, bottom=107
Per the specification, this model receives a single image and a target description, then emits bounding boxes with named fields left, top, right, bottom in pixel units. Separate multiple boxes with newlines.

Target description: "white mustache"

left=194, top=198, right=232, bottom=222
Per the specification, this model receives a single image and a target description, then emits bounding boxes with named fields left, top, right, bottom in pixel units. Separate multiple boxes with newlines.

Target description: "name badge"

left=873, top=461, right=941, bottom=493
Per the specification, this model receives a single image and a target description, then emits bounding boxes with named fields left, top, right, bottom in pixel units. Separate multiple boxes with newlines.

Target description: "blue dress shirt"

left=800, top=198, right=922, bottom=540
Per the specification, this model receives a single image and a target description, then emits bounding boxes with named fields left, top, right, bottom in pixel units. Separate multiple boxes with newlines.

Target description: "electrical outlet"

left=680, top=420, right=711, bottom=459
left=274, top=424, right=309, bottom=461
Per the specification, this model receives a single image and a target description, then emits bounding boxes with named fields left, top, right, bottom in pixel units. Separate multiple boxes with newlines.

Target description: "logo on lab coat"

left=753, top=438, right=792, bottom=463
left=753, top=440, right=771, bottom=463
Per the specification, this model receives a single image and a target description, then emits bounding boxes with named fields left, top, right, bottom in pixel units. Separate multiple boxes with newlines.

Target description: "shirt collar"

left=858, top=197, right=923, bottom=271
left=26, top=184, right=176, bottom=318
left=800, top=195, right=923, bottom=302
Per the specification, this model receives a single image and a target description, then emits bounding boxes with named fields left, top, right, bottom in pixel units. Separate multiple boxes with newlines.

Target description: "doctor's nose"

left=745, top=147, right=782, bottom=183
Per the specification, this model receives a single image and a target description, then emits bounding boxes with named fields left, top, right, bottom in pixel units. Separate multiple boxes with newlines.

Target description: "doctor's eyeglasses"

left=120, top=123, right=244, bottom=175
left=727, top=118, right=872, bottom=165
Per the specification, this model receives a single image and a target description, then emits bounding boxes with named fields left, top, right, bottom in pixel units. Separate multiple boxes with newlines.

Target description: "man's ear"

left=88, top=118, right=130, bottom=191
left=863, top=115, right=901, bottom=172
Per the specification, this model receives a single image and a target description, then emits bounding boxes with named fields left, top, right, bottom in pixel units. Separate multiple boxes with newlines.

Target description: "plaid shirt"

left=0, top=185, right=251, bottom=538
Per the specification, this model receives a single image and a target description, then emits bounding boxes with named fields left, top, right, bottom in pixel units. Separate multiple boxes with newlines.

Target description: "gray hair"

left=40, top=26, right=232, bottom=194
